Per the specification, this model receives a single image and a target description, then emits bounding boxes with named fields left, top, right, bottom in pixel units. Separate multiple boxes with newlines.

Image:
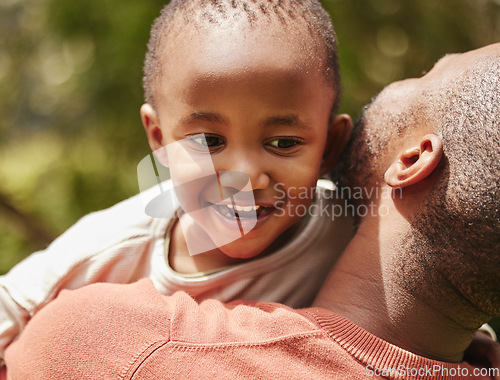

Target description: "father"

left=3, top=44, right=499, bottom=379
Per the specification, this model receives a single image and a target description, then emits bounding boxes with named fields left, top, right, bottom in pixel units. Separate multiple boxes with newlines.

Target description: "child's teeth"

left=229, top=205, right=260, bottom=212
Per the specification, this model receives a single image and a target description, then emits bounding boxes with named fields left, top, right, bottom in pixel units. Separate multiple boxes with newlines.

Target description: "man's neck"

left=313, top=218, right=483, bottom=363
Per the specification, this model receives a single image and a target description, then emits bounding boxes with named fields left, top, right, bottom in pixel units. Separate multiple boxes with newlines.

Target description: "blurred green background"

left=0, top=0, right=499, bottom=331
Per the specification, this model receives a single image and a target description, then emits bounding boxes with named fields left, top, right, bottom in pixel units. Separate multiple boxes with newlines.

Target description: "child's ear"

left=384, top=134, right=443, bottom=188
left=140, top=103, right=163, bottom=151
left=320, top=114, right=352, bottom=175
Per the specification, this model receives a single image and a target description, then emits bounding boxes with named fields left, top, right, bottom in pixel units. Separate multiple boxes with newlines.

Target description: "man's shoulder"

left=54, top=280, right=322, bottom=343
left=4, top=280, right=173, bottom=378
left=22, top=280, right=322, bottom=348
left=4, top=281, right=370, bottom=379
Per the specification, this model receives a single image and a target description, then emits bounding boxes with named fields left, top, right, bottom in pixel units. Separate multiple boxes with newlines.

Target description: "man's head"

left=340, top=43, right=500, bottom=316
left=138, top=0, right=351, bottom=259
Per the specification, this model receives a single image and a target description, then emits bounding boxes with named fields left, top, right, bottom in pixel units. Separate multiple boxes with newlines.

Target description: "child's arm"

left=0, top=193, right=165, bottom=361
left=0, top=288, right=29, bottom=365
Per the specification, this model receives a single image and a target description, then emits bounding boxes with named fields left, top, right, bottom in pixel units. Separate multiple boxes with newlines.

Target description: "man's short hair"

left=143, top=0, right=341, bottom=113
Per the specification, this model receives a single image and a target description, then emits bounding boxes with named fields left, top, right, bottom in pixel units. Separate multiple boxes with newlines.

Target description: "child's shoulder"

left=72, top=192, right=152, bottom=237
left=316, top=178, right=336, bottom=194
left=313, top=178, right=355, bottom=236
left=315, top=178, right=345, bottom=205
left=50, top=185, right=174, bottom=255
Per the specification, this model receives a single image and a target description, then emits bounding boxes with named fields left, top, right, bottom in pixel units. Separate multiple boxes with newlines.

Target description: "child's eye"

left=204, top=136, right=223, bottom=147
left=266, top=138, right=302, bottom=150
left=193, top=135, right=223, bottom=147
left=188, top=134, right=225, bottom=151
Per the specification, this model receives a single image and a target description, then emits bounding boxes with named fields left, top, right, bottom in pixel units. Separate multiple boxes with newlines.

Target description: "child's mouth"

left=211, top=203, right=273, bottom=220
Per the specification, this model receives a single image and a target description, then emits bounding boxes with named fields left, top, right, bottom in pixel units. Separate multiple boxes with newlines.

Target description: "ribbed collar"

left=302, top=308, right=478, bottom=380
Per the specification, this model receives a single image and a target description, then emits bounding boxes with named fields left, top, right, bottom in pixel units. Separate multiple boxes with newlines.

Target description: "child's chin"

left=217, top=243, right=265, bottom=260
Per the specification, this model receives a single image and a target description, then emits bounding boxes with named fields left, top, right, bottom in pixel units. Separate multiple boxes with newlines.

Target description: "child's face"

left=142, top=23, right=349, bottom=259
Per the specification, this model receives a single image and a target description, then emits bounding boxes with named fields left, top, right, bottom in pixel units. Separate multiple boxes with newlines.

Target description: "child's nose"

left=218, top=154, right=270, bottom=191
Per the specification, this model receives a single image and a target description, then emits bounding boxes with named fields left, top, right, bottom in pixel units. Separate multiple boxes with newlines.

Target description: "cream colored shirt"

left=0, top=179, right=353, bottom=360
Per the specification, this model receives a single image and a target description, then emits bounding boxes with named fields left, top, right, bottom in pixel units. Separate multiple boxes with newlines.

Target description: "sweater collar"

left=301, top=308, right=478, bottom=380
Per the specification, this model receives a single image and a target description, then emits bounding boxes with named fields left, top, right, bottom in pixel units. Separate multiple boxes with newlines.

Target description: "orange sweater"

left=4, top=279, right=481, bottom=379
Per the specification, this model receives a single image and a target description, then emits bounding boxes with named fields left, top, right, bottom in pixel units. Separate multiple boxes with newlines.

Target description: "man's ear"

left=384, top=134, right=443, bottom=188
left=320, top=114, right=352, bottom=176
left=140, top=103, right=163, bottom=151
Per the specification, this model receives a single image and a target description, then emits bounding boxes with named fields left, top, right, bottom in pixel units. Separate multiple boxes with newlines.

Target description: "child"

left=0, top=0, right=354, bottom=360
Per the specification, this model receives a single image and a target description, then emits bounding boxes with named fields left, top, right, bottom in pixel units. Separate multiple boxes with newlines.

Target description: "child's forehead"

left=161, top=17, right=325, bottom=78
left=167, top=12, right=319, bottom=49
left=151, top=20, right=334, bottom=116
left=144, top=0, right=339, bottom=109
